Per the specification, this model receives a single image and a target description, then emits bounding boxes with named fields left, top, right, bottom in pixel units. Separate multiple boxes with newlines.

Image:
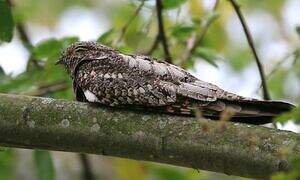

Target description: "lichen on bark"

left=0, top=93, right=299, bottom=178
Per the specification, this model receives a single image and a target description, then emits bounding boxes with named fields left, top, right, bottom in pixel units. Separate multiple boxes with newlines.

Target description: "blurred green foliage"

left=0, top=149, right=15, bottom=180
left=34, top=150, right=55, bottom=180
left=114, top=159, right=206, bottom=180
left=0, top=0, right=14, bottom=42
left=276, top=107, right=300, bottom=124
left=13, top=0, right=92, bottom=25
left=268, top=69, right=288, bottom=99
left=163, top=0, right=187, bottom=10
left=0, top=0, right=299, bottom=179
left=0, top=37, right=77, bottom=98
left=171, top=25, right=196, bottom=40
left=225, top=48, right=252, bottom=71
left=97, top=28, right=118, bottom=45
left=146, top=164, right=205, bottom=180
left=193, top=47, right=221, bottom=67
left=296, top=26, right=300, bottom=38
left=0, top=66, right=5, bottom=77
left=237, top=0, right=286, bottom=17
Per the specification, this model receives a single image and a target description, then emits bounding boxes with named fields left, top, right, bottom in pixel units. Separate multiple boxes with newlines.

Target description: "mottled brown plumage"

left=56, top=41, right=294, bottom=124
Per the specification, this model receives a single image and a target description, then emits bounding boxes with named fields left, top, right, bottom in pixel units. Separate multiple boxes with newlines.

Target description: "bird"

left=56, top=41, right=295, bottom=125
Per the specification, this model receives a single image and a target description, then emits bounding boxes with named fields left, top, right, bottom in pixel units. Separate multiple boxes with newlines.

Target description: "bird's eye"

left=74, top=46, right=88, bottom=53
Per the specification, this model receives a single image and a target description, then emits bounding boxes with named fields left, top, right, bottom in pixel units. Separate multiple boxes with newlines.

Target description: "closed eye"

left=74, top=46, right=88, bottom=53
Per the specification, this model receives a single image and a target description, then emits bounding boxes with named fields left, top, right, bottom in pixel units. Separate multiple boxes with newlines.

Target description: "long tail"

left=204, top=99, right=295, bottom=125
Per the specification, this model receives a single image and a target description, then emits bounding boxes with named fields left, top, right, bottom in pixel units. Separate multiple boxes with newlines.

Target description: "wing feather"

left=176, top=82, right=216, bottom=101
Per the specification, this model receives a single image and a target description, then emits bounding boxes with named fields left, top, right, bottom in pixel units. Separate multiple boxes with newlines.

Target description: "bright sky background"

left=0, top=0, right=299, bottom=132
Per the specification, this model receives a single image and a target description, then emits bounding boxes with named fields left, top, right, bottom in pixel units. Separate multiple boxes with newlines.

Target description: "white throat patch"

left=84, top=90, right=100, bottom=102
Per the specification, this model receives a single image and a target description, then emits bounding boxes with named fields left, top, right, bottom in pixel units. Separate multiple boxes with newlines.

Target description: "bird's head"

left=56, top=41, right=112, bottom=75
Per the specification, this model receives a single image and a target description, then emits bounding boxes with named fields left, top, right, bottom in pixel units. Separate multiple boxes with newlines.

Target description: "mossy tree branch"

left=0, top=93, right=299, bottom=178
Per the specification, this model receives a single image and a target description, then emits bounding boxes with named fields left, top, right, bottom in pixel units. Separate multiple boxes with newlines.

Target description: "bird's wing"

left=176, top=81, right=217, bottom=102
left=121, top=54, right=219, bottom=102
left=133, top=57, right=257, bottom=113
left=149, top=59, right=254, bottom=103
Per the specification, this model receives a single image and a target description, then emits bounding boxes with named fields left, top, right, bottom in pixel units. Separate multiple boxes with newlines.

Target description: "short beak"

left=55, top=59, right=62, bottom=65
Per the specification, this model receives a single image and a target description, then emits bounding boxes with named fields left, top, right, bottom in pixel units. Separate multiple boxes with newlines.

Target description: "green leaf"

left=33, top=39, right=62, bottom=59
left=33, top=36, right=79, bottom=60
left=34, top=150, right=55, bottom=180
left=193, top=47, right=221, bottom=67
left=0, top=0, right=14, bottom=42
left=171, top=25, right=195, bottom=39
left=163, top=0, right=187, bottom=10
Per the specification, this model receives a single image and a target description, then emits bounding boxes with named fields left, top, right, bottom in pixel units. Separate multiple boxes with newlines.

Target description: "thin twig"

left=115, top=0, right=146, bottom=44
left=17, top=24, right=41, bottom=68
left=16, top=23, right=34, bottom=50
left=228, top=0, right=270, bottom=100
left=180, top=0, right=219, bottom=68
left=155, top=0, right=172, bottom=63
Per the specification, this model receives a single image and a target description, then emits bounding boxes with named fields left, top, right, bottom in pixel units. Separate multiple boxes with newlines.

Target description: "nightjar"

left=56, top=41, right=294, bottom=124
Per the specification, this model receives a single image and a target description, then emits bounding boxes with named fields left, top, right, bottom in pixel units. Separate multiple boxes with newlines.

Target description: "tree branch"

left=228, top=0, right=270, bottom=100
left=0, top=93, right=299, bottom=178
left=155, top=0, right=172, bottom=63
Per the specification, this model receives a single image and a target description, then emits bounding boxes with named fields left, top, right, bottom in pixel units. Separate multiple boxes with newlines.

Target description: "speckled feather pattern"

left=57, top=41, right=293, bottom=122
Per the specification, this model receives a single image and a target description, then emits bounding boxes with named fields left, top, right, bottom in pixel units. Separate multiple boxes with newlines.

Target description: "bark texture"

left=0, top=93, right=299, bottom=178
